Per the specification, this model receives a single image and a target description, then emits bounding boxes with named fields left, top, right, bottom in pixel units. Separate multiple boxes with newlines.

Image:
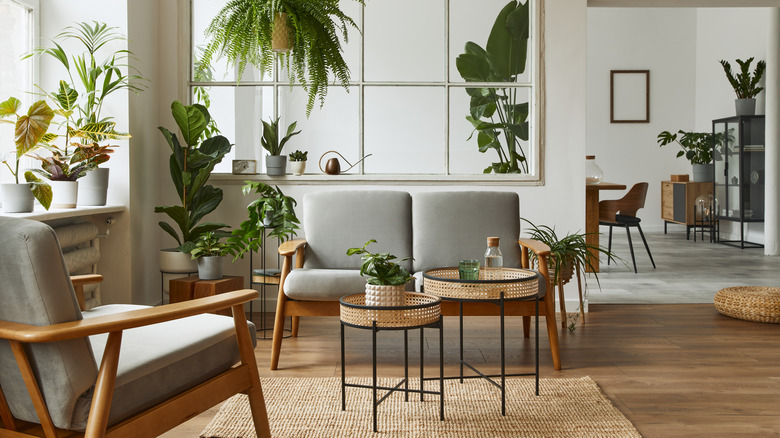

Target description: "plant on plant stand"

left=0, top=98, right=53, bottom=212
left=521, top=218, right=620, bottom=332
left=27, top=21, right=145, bottom=205
left=347, top=239, right=414, bottom=308
left=289, top=149, right=307, bottom=176
left=202, top=0, right=365, bottom=116
left=156, top=100, right=233, bottom=273
left=456, top=0, right=531, bottom=174
left=261, top=116, right=301, bottom=176
left=719, top=57, right=766, bottom=116
left=657, top=130, right=727, bottom=183
left=190, top=232, right=236, bottom=280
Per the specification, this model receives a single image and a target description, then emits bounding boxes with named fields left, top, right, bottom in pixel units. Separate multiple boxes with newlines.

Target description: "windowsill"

left=210, top=173, right=544, bottom=186
left=0, top=204, right=126, bottom=222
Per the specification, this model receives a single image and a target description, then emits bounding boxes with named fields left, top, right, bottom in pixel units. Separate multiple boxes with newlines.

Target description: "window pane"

left=450, top=0, right=532, bottom=84
left=364, top=87, right=445, bottom=174
left=279, top=86, right=359, bottom=175
left=364, top=0, right=445, bottom=82
left=192, top=85, right=274, bottom=173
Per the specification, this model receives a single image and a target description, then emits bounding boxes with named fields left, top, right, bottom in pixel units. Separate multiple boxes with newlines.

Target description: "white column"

left=765, top=8, right=780, bottom=255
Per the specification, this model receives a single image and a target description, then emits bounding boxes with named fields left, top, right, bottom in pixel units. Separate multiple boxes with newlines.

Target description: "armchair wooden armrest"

left=518, top=238, right=552, bottom=288
left=0, top=289, right=258, bottom=344
left=70, top=274, right=104, bottom=311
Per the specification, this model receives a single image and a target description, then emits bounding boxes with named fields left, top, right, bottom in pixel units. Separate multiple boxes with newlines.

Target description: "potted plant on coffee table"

left=347, top=239, right=413, bottom=307
left=261, top=116, right=300, bottom=176
left=656, top=130, right=727, bottom=182
left=156, top=100, right=233, bottom=272
left=719, top=57, right=766, bottom=116
left=190, top=232, right=236, bottom=280
left=0, top=98, right=53, bottom=212
left=289, top=150, right=307, bottom=176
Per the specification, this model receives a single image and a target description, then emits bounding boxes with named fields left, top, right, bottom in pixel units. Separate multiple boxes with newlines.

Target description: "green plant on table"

left=456, top=0, right=531, bottom=174
left=656, top=130, right=726, bottom=165
left=289, top=150, right=308, bottom=162
left=346, top=240, right=413, bottom=286
left=156, top=101, right=233, bottom=253
left=0, top=98, right=53, bottom=209
left=190, top=232, right=235, bottom=259
left=228, top=182, right=300, bottom=259
left=261, top=117, right=301, bottom=156
left=202, top=0, right=364, bottom=116
left=719, top=57, right=766, bottom=99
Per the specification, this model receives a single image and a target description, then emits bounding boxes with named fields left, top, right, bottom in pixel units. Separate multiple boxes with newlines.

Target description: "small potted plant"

left=719, top=57, right=766, bottom=116
left=228, top=182, right=300, bottom=259
left=347, top=239, right=413, bottom=307
left=289, top=150, right=308, bottom=176
left=0, top=98, right=53, bottom=212
left=656, top=130, right=726, bottom=182
left=190, top=232, right=234, bottom=280
left=261, top=117, right=301, bottom=176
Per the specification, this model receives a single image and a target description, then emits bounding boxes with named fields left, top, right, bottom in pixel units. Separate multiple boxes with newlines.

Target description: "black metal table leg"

left=439, top=317, right=444, bottom=421
left=341, top=322, right=346, bottom=411
left=372, top=321, right=378, bottom=433
left=420, top=327, right=424, bottom=402
left=459, top=301, right=464, bottom=384
left=500, top=292, right=506, bottom=416
left=404, top=329, right=409, bottom=402
left=535, top=295, right=539, bottom=396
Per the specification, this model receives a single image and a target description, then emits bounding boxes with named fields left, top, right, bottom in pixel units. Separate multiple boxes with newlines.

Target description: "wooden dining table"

left=585, top=182, right=626, bottom=272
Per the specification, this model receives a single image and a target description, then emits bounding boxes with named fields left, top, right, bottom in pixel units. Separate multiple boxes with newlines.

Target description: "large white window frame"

left=188, top=0, right=545, bottom=184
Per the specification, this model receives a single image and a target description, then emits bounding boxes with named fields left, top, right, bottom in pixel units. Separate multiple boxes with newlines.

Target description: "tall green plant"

left=202, top=0, right=364, bottom=116
left=228, top=182, right=300, bottom=259
left=657, top=130, right=726, bottom=165
left=456, top=0, right=530, bottom=174
left=156, top=101, right=233, bottom=253
left=719, top=57, right=766, bottom=99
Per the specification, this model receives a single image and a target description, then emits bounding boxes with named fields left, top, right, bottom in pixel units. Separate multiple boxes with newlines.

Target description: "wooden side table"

left=169, top=275, right=244, bottom=317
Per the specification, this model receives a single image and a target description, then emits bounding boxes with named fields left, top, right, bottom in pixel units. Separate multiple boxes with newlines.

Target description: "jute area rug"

left=201, top=376, right=641, bottom=437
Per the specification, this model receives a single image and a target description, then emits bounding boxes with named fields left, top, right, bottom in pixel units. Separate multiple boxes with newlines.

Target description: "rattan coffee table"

left=423, top=267, right=543, bottom=416
left=339, top=292, right=444, bottom=432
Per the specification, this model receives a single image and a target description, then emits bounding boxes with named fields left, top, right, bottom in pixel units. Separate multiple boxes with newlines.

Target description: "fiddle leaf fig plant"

left=347, top=239, right=413, bottom=286
left=456, top=0, right=530, bottom=174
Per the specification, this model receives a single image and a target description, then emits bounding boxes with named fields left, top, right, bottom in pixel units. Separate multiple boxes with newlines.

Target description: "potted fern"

left=202, top=0, right=364, bottom=116
left=289, top=150, right=307, bottom=175
left=719, top=57, right=766, bottom=116
left=261, top=117, right=300, bottom=176
left=347, top=239, right=413, bottom=307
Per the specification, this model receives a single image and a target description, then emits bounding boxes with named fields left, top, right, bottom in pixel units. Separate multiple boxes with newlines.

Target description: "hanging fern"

left=202, top=0, right=363, bottom=116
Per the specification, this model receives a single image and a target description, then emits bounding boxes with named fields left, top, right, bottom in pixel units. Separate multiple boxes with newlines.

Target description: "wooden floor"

left=163, top=305, right=780, bottom=438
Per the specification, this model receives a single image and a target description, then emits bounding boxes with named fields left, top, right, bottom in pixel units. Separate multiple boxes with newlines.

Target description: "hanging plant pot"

left=271, top=12, right=293, bottom=52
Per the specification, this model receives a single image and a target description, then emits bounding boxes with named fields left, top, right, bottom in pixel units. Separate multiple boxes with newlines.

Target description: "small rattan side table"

left=339, top=292, right=444, bottom=433
left=423, top=267, right=543, bottom=416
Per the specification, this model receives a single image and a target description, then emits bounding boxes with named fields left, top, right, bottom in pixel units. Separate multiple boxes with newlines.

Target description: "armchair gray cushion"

left=412, top=191, right=522, bottom=273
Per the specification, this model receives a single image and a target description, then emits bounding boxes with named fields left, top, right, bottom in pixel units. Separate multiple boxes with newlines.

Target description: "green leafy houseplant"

left=26, top=21, right=143, bottom=175
left=719, top=57, right=766, bottom=99
left=156, top=101, right=233, bottom=253
left=0, top=98, right=53, bottom=209
left=202, top=0, right=364, bottom=116
left=228, top=182, right=300, bottom=259
left=289, top=150, right=308, bottom=162
left=261, top=117, right=301, bottom=156
left=346, top=240, right=413, bottom=286
left=456, top=0, right=530, bottom=174
left=656, top=130, right=725, bottom=165
left=190, top=232, right=234, bottom=259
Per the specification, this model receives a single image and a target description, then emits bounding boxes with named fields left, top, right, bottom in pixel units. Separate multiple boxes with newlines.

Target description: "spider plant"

left=201, top=0, right=364, bottom=116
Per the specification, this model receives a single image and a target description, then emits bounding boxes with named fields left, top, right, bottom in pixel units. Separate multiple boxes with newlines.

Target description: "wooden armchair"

left=0, top=217, right=270, bottom=438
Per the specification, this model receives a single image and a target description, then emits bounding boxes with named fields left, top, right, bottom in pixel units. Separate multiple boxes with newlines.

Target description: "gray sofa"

left=271, top=190, right=561, bottom=371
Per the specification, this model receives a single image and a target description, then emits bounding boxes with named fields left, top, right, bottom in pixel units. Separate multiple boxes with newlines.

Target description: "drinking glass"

left=458, top=259, right=480, bottom=280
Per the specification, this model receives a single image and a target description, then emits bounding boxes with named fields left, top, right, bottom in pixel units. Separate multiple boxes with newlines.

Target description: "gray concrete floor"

left=586, top=228, right=780, bottom=304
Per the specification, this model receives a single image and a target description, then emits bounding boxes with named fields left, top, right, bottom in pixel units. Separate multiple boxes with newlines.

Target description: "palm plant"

left=719, top=57, right=766, bottom=99
left=202, top=0, right=364, bottom=116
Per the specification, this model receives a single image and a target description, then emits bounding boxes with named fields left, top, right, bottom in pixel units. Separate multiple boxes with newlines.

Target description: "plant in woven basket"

left=347, top=239, right=413, bottom=307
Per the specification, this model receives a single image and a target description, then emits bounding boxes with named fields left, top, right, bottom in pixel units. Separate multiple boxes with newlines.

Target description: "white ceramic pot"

left=198, top=256, right=224, bottom=280
left=290, top=161, right=306, bottom=176
left=50, top=180, right=78, bottom=208
left=78, top=168, right=109, bottom=206
left=1, top=183, right=35, bottom=213
left=266, top=155, right=287, bottom=176
left=159, top=248, right=198, bottom=273
left=365, top=283, right=406, bottom=307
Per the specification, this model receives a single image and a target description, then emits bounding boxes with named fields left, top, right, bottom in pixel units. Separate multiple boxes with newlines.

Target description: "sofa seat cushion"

left=71, top=304, right=255, bottom=430
left=284, top=269, right=369, bottom=301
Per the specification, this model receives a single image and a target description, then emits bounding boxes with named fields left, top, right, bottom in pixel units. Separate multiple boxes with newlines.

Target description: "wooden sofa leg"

left=291, top=316, right=300, bottom=337
left=522, top=316, right=531, bottom=338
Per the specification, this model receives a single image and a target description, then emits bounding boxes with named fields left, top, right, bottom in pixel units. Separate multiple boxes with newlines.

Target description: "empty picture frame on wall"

left=610, top=70, right=650, bottom=123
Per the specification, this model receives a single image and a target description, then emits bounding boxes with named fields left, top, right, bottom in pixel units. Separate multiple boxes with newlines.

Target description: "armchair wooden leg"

left=543, top=296, right=562, bottom=370
left=0, top=385, right=16, bottom=431
left=85, top=331, right=123, bottom=438
left=558, top=278, right=567, bottom=330
left=522, top=316, right=531, bottom=338
left=10, top=341, right=58, bottom=438
left=271, top=258, right=291, bottom=370
left=291, top=316, right=300, bottom=337
left=233, top=305, right=271, bottom=438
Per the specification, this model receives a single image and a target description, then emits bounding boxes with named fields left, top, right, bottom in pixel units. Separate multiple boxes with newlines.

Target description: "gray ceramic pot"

left=198, top=256, right=224, bottom=280
left=692, top=163, right=714, bottom=182
left=735, top=98, right=756, bottom=116
left=266, top=155, right=287, bottom=176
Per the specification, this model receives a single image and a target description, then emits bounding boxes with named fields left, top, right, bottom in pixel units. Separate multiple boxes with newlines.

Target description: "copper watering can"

left=318, top=150, right=372, bottom=175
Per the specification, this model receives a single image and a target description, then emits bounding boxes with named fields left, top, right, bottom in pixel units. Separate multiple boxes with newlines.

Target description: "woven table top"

left=340, top=292, right=442, bottom=329
left=423, top=267, right=541, bottom=301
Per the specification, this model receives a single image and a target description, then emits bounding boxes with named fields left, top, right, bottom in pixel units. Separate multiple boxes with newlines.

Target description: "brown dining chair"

left=599, top=182, right=656, bottom=273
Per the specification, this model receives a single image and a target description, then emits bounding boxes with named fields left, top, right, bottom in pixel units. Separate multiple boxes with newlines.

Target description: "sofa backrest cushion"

left=412, top=191, right=522, bottom=272
left=302, top=190, right=413, bottom=270
left=0, top=217, right=98, bottom=430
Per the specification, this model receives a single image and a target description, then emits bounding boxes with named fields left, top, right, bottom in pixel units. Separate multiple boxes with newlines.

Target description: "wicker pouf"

left=714, top=286, right=780, bottom=324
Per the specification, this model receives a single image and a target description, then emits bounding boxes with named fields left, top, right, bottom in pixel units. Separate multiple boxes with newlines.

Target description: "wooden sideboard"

left=661, top=181, right=712, bottom=239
